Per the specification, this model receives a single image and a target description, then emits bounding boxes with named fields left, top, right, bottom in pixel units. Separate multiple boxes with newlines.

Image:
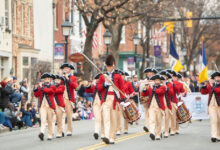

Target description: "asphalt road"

left=0, top=119, right=219, bottom=150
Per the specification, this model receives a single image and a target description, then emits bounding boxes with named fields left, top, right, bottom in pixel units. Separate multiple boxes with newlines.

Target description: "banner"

left=54, top=43, right=64, bottom=60
left=154, top=45, right=161, bottom=57
left=181, top=93, right=209, bottom=120
left=127, top=56, right=135, bottom=71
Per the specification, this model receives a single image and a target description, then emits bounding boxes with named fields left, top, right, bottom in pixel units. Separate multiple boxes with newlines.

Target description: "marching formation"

left=33, top=54, right=220, bottom=144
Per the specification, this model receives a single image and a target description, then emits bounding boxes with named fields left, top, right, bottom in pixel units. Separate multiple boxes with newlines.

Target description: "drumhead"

left=177, top=101, right=184, bottom=107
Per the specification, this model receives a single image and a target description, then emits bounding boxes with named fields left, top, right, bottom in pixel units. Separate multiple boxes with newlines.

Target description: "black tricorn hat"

left=55, top=75, right=65, bottom=81
left=173, top=72, right=183, bottom=79
left=41, top=73, right=53, bottom=79
left=120, top=71, right=129, bottom=76
left=144, top=68, right=158, bottom=74
left=166, top=69, right=176, bottom=75
left=60, top=63, right=75, bottom=70
left=105, top=55, right=115, bottom=66
left=50, top=74, right=56, bottom=80
left=150, top=74, right=165, bottom=80
left=159, top=71, right=172, bottom=79
left=211, top=71, right=220, bottom=79
left=94, top=73, right=101, bottom=79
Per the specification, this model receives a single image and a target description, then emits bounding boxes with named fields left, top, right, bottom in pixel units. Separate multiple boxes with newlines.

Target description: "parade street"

left=0, top=119, right=219, bottom=150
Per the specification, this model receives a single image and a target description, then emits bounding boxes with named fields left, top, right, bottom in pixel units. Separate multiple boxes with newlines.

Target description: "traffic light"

left=186, top=11, right=193, bottom=28
left=164, top=22, right=174, bottom=34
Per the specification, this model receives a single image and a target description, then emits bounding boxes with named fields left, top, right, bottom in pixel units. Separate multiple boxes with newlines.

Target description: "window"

left=13, top=1, right=17, bottom=34
left=31, top=57, right=37, bottom=65
left=23, top=57, right=29, bottom=66
left=21, top=4, right=24, bottom=36
left=79, top=14, right=82, bottom=37
left=5, top=0, right=9, bottom=28
left=120, top=26, right=125, bottom=44
left=0, top=57, right=5, bottom=80
left=71, top=8, right=74, bottom=34
left=23, top=68, right=29, bottom=80
left=28, top=6, right=31, bottom=37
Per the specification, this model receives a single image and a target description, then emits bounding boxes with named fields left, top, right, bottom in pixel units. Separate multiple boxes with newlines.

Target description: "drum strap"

left=165, top=89, right=171, bottom=107
left=208, top=85, right=220, bottom=106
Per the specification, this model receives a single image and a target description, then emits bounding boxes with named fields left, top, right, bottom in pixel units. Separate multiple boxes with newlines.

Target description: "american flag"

left=83, top=30, right=98, bottom=49
left=152, top=26, right=167, bottom=41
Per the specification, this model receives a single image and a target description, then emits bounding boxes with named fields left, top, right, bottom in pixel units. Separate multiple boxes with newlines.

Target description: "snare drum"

left=176, top=101, right=191, bottom=124
left=122, top=100, right=141, bottom=123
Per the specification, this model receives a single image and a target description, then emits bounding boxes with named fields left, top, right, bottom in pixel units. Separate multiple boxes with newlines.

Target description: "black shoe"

left=93, top=133, right=99, bottom=140
left=67, top=134, right=72, bottom=136
left=109, top=142, right=115, bottom=144
left=156, top=138, right=160, bottom=140
left=164, top=136, right=168, bottom=138
left=169, top=128, right=171, bottom=133
left=217, top=139, right=220, bottom=142
left=102, top=137, right=110, bottom=144
left=170, top=134, right=175, bottom=136
left=211, top=137, right=217, bottom=142
left=143, top=126, right=149, bottom=132
left=176, top=132, right=179, bottom=135
left=149, top=133, right=155, bottom=141
left=124, top=132, right=128, bottom=134
left=47, top=138, right=52, bottom=141
left=56, top=136, right=62, bottom=138
left=62, top=132, right=65, bottom=137
left=116, top=133, right=121, bottom=136
left=38, top=133, right=44, bottom=141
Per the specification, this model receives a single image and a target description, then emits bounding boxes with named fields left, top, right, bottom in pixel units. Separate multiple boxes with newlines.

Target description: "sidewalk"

left=0, top=125, right=10, bottom=134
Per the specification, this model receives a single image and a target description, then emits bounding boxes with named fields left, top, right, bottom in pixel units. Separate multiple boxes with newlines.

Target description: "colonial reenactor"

left=201, top=71, right=220, bottom=142
left=60, top=63, right=78, bottom=136
left=167, top=70, right=186, bottom=135
left=159, top=71, right=174, bottom=138
left=54, top=75, right=66, bottom=138
left=141, top=74, right=166, bottom=140
left=92, top=73, right=104, bottom=140
left=97, top=55, right=125, bottom=144
left=142, top=68, right=158, bottom=132
left=33, top=73, right=56, bottom=141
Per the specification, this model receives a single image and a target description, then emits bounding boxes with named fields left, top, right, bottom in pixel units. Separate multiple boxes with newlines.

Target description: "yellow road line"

left=77, top=132, right=148, bottom=150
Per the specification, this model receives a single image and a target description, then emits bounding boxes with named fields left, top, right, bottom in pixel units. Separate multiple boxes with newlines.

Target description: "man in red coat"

left=142, top=68, right=158, bottom=133
left=159, top=71, right=174, bottom=138
left=97, top=55, right=125, bottom=144
left=201, top=71, right=220, bottom=142
left=92, top=73, right=104, bottom=140
left=53, top=75, right=65, bottom=138
left=141, top=74, right=166, bottom=140
left=60, top=63, right=78, bottom=136
left=34, top=73, right=56, bottom=141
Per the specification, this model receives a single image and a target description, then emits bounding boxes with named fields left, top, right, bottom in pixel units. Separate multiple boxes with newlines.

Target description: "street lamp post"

left=133, top=33, right=140, bottom=74
left=103, top=30, right=112, bottom=55
left=61, top=19, right=72, bottom=63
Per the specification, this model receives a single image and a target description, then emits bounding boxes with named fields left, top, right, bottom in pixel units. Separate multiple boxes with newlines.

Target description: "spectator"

left=30, top=103, right=40, bottom=127
left=0, top=111, right=5, bottom=124
left=20, top=80, right=29, bottom=102
left=20, top=103, right=33, bottom=127
left=191, top=74, right=200, bottom=92
left=3, top=103, right=23, bottom=130
left=4, top=77, right=22, bottom=107
left=12, top=76, right=20, bottom=92
left=0, top=80, right=13, bottom=111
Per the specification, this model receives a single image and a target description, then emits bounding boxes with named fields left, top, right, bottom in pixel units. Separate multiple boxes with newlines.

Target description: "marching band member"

left=60, top=63, right=78, bottom=136
left=97, top=55, right=125, bottom=144
left=201, top=71, right=220, bottom=142
left=167, top=70, right=186, bottom=135
left=92, top=73, right=105, bottom=140
left=159, top=71, right=174, bottom=138
left=121, top=71, right=135, bottom=134
left=33, top=73, right=56, bottom=141
left=54, top=75, right=66, bottom=138
left=141, top=74, right=166, bottom=140
left=142, top=68, right=158, bottom=132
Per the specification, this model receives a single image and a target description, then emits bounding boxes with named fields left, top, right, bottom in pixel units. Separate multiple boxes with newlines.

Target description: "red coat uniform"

left=97, top=72, right=125, bottom=109
left=141, top=85, right=166, bottom=111
left=54, top=84, right=65, bottom=108
left=200, top=84, right=220, bottom=106
left=34, top=84, right=56, bottom=110
left=172, top=80, right=185, bottom=103
left=64, top=75, right=78, bottom=103
left=124, top=81, right=134, bottom=95
left=165, top=82, right=174, bottom=110
left=85, top=85, right=95, bottom=94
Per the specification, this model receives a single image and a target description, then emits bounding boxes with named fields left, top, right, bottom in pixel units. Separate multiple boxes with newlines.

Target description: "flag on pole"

left=169, top=36, right=184, bottom=72
left=198, top=40, right=208, bottom=84
left=83, top=30, right=98, bottom=49
left=152, top=26, right=167, bottom=41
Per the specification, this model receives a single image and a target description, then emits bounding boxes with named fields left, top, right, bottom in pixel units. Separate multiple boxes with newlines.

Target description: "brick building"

left=11, top=0, right=39, bottom=82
